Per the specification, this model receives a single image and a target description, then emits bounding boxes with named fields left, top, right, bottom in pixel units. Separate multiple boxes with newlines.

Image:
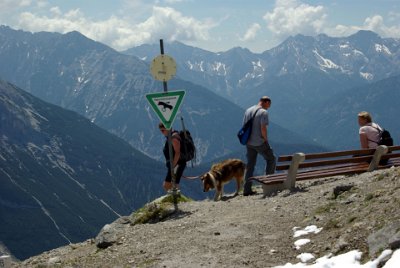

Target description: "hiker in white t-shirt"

left=358, top=111, right=382, bottom=149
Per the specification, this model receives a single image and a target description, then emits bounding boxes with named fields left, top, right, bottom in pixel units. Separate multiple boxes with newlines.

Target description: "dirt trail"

left=16, top=167, right=400, bottom=267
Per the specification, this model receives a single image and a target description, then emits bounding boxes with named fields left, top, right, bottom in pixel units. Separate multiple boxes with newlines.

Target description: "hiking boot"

left=243, top=191, right=257, bottom=196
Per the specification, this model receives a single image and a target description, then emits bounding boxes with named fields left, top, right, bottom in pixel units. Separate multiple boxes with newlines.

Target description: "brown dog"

left=200, top=159, right=245, bottom=201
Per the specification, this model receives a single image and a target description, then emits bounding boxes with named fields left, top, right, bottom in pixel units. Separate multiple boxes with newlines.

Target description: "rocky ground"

left=11, top=167, right=400, bottom=267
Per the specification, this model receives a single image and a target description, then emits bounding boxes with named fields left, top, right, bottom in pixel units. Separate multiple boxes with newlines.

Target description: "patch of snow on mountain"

left=293, top=225, right=323, bottom=237
left=313, top=50, right=339, bottom=71
left=212, top=61, right=227, bottom=75
left=353, top=49, right=365, bottom=56
left=252, top=60, right=265, bottom=72
left=294, top=238, right=311, bottom=250
left=279, top=64, right=288, bottom=76
left=186, top=61, right=194, bottom=70
left=375, top=44, right=392, bottom=55
left=186, top=61, right=204, bottom=72
left=199, top=61, right=204, bottom=72
left=360, top=72, right=374, bottom=80
left=297, top=253, right=315, bottom=263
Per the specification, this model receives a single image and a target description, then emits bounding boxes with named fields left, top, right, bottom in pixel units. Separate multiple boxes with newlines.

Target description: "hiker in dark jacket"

left=159, top=123, right=187, bottom=192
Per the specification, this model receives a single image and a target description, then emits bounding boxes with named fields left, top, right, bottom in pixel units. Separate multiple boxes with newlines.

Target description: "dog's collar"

left=208, top=172, right=217, bottom=188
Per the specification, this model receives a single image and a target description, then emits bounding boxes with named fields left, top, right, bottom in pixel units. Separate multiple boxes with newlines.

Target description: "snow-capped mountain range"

left=0, top=25, right=324, bottom=163
left=125, top=30, right=400, bottom=104
left=0, top=25, right=399, bottom=260
left=125, top=30, right=400, bottom=147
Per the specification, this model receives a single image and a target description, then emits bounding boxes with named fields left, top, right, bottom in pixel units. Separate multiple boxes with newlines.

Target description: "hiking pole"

left=171, top=170, right=178, bottom=211
left=180, top=116, right=188, bottom=138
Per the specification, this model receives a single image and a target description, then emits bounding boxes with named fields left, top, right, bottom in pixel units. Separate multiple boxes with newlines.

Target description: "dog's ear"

left=200, top=173, right=208, bottom=181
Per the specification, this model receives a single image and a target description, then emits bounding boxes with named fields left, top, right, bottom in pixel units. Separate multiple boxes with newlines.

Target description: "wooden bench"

left=249, top=145, right=400, bottom=197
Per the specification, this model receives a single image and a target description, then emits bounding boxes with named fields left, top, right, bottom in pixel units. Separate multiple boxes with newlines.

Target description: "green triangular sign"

left=146, top=90, right=186, bottom=129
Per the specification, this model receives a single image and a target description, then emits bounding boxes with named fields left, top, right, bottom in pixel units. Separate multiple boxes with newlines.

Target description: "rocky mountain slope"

left=301, top=74, right=400, bottom=150
left=0, top=79, right=168, bottom=259
left=13, top=167, right=400, bottom=267
left=3, top=26, right=395, bottom=161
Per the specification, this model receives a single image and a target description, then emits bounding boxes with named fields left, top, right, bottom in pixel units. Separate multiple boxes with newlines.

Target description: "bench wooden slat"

left=278, top=148, right=376, bottom=162
left=249, top=175, right=286, bottom=185
left=380, top=152, right=400, bottom=160
left=250, top=178, right=286, bottom=185
left=279, top=145, right=400, bottom=162
left=277, top=155, right=372, bottom=171
left=296, top=167, right=369, bottom=181
left=388, top=145, right=400, bottom=153
left=295, top=163, right=370, bottom=181
left=378, top=157, right=400, bottom=168
left=249, top=173, right=286, bottom=181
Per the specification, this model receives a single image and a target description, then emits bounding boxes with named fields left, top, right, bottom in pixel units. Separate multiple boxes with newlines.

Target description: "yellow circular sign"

left=150, top=54, right=177, bottom=82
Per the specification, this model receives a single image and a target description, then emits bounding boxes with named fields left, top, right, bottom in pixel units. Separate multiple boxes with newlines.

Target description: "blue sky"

left=0, top=0, right=399, bottom=53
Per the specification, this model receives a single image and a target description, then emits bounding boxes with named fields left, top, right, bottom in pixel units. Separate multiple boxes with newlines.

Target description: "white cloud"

left=363, top=15, right=400, bottom=37
left=240, top=23, right=261, bottom=42
left=15, top=5, right=215, bottom=51
left=0, top=0, right=31, bottom=11
left=262, top=0, right=400, bottom=42
left=263, top=0, right=326, bottom=39
left=115, top=6, right=214, bottom=48
left=329, top=15, right=400, bottom=38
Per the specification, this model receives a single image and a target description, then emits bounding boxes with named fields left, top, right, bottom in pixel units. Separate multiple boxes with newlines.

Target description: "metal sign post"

left=148, top=39, right=181, bottom=207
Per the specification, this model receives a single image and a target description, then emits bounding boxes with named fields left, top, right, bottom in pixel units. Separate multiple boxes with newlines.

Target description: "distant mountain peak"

left=348, top=30, right=381, bottom=43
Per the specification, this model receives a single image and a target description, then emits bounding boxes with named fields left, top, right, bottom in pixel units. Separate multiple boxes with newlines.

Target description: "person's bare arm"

left=261, top=124, right=267, bottom=142
left=359, top=133, right=369, bottom=148
left=172, top=136, right=181, bottom=167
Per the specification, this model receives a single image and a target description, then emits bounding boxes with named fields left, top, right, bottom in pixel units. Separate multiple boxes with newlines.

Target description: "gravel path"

left=16, top=167, right=400, bottom=267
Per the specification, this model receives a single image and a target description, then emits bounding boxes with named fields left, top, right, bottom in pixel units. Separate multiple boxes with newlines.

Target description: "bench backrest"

left=276, top=145, right=400, bottom=172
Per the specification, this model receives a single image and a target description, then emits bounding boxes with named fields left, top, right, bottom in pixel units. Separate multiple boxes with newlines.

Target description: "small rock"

left=333, top=237, right=349, bottom=253
left=389, top=233, right=400, bottom=250
left=47, top=257, right=60, bottom=265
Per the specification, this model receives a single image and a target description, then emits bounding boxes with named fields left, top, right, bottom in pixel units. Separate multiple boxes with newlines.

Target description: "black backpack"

left=179, top=130, right=196, bottom=162
left=378, top=128, right=393, bottom=146
left=178, top=116, right=196, bottom=164
left=372, top=126, right=394, bottom=146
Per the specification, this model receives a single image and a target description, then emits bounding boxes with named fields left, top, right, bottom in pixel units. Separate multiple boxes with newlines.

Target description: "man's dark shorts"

left=165, top=161, right=187, bottom=184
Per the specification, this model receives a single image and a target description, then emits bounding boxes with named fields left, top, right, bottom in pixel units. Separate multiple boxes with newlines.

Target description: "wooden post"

left=0, top=255, right=11, bottom=268
left=368, top=145, right=388, bottom=171
left=284, top=152, right=305, bottom=189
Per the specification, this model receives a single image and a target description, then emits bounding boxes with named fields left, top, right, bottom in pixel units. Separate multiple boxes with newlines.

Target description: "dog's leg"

left=214, top=184, right=223, bottom=201
left=234, top=176, right=243, bottom=196
left=213, top=191, right=220, bottom=201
